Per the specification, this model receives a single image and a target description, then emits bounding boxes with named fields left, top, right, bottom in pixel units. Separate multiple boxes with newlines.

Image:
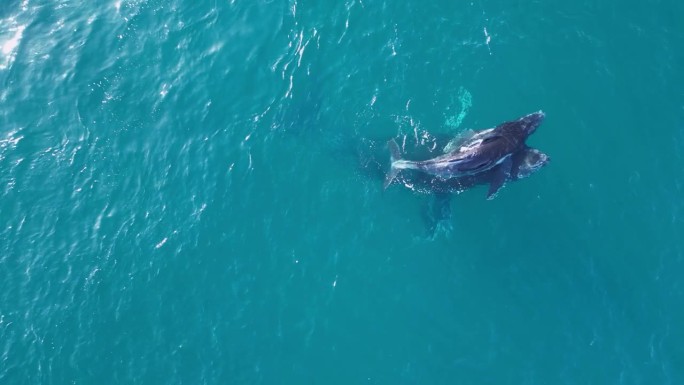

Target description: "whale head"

left=515, top=148, right=550, bottom=179
left=516, top=110, right=545, bottom=138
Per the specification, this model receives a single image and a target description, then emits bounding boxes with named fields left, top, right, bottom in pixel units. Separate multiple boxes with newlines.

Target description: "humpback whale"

left=388, top=145, right=550, bottom=199
left=418, top=147, right=549, bottom=234
left=388, top=143, right=549, bottom=235
left=384, top=111, right=545, bottom=191
left=352, top=130, right=549, bottom=235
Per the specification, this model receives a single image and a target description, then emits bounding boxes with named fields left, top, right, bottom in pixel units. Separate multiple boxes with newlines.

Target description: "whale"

left=352, top=128, right=549, bottom=235
left=417, top=146, right=549, bottom=234
left=388, top=145, right=550, bottom=198
left=384, top=111, right=545, bottom=193
left=383, top=142, right=549, bottom=235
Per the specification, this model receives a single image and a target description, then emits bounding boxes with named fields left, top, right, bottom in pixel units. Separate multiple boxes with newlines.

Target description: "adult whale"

left=356, top=134, right=549, bottom=235
left=384, top=111, right=546, bottom=195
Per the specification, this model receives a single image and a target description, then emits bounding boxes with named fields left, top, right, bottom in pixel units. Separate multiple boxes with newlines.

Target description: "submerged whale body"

left=384, top=111, right=545, bottom=192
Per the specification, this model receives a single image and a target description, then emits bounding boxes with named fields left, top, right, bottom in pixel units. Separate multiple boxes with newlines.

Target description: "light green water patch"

left=444, top=86, right=472, bottom=130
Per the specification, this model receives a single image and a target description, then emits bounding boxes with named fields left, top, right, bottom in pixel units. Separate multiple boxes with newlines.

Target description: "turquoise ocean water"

left=1, top=0, right=683, bottom=383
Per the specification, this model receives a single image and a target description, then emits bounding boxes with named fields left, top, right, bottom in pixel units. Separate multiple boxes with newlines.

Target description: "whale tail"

left=383, top=139, right=402, bottom=189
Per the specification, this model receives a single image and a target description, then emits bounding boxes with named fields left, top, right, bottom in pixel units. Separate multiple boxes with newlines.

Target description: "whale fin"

left=486, top=156, right=512, bottom=200
left=383, top=139, right=402, bottom=189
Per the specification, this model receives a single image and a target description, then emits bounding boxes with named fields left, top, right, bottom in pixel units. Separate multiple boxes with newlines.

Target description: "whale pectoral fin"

left=486, top=157, right=513, bottom=200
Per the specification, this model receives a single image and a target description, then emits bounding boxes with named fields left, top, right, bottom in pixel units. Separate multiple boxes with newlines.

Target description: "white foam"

left=0, top=23, right=26, bottom=70
left=155, top=238, right=168, bottom=249
left=2, top=25, right=24, bottom=55
left=1, top=128, right=23, bottom=146
left=483, top=27, right=492, bottom=55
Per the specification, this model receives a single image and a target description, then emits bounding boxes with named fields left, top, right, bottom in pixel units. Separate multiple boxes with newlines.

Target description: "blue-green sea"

left=2, top=0, right=684, bottom=383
